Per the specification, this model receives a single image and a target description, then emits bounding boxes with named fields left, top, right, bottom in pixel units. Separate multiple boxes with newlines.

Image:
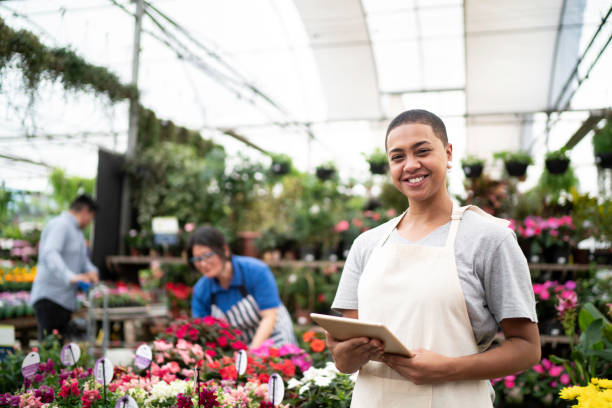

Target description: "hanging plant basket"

left=315, top=167, right=335, bottom=180
left=504, top=161, right=528, bottom=177
left=368, top=161, right=388, bottom=175
left=595, top=152, right=612, bottom=169
left=271, top=161, right=290, bottom=175
left=462, top=164, right=483, bottom=179
left=544, top=158, right=570, bottom=174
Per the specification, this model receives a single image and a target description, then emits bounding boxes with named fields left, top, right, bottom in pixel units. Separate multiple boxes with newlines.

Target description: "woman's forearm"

left=250, top=309, right=278, bottom=349
left=447, top=333, right=541, bottom=381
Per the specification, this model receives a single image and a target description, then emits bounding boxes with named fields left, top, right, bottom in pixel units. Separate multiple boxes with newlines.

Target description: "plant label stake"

left=61, top=343, right=81, bottom=367
left=21, top=351, right=40, bottom=390
left=234, top=350, right=247, bottom=407
left=115, top=395, right=137, bottom=408
left=134, top=344, right=152, bottom=370
left=194, top=366, right=200, bottom=408
left=95, top=357, right=114, bottom=407
left=267, top=373, right=284, bottom=406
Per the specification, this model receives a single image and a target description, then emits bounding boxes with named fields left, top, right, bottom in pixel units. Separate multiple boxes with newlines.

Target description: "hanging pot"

left=545, top=158, right=570, bottom=174
left=504, top=161, right=528, bottom=177
left=271, top=161, right=290, bottom=175
left=368, top=161, right=388, bottom=175
left=595, top=152, right=612, bottom=169
left=462, top=164, right=483, bottom=179
left=316, top=167, right=335, bottom=180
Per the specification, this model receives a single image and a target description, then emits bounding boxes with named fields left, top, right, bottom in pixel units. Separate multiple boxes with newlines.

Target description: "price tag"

left=21, top=352, right=40, bottom=379
left=267, top=373, right=285, bottom=406
left=134, top=344, right=152, bottom=369
left=114, top=395, right=138, bottom=408
left=94, top=357, right=114, bottom=385
left=60, top=343, right=81, bottom=366
left=235, top=349, right=247, bottom=376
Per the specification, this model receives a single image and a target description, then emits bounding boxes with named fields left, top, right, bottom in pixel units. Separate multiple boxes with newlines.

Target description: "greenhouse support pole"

left=119, top=0, right=144, bottom=254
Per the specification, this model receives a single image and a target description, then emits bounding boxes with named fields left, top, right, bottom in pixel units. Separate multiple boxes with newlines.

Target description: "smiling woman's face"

left=192, top=244, right=224, bottom=279
left=387, top=123, right=452, bottom=204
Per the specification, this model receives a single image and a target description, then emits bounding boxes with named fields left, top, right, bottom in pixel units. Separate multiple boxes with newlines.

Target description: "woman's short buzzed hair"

left=385, top=109, right=448, bottom=150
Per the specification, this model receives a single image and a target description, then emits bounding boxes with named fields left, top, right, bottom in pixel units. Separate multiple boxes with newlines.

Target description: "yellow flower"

left=560, top=386, right=582, bottom=400
left=594, top=378, right=612, bottom=389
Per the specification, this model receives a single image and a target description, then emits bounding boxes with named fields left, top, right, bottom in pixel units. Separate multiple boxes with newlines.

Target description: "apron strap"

left=445, top=205, right=468, bottom=247
left=379, top=211, right=407, bottom=247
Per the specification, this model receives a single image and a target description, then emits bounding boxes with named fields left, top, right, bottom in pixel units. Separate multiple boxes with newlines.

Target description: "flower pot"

left=504, top=161, right=528, bottom=177
left=315, top=167, right=335, bottom=181
left=271, top=161, right=290, bottom=175
left=595, top=152, right=612, bottom=169
left=571, top=247, right=590, bottom=264
left=462, top=164, right=483, bottom=179
left=368, top=161, right=388, bottom=175
left=545, top=158, right=570, bottom=174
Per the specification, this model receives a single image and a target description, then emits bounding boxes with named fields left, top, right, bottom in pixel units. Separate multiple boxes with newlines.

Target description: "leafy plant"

left=494, top=150, right=534, bottom=165
left=48, top=169, right=95, bottom=213
left=545, top=148, right=569, bottom=160
left=593, top=120, right=612, bottom=155
left=363, top=148, right=388, bottom=165
left=460, top=155, right=485, bottom=167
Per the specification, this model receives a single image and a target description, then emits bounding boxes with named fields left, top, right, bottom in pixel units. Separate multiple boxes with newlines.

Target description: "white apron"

left=352, top=205, right=499, bottom=408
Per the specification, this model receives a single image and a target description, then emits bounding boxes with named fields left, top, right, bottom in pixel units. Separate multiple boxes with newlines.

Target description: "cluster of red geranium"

left=166, top=282, right=193, bottom=315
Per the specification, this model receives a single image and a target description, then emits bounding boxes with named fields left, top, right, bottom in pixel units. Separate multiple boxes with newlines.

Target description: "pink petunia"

left=334, top=220, right=350, bottom=232
left=560, top=374, right=570, bottom=385
left=532, top=364, right=544, bottom=374
left=549, top=365, right=563, bottom=377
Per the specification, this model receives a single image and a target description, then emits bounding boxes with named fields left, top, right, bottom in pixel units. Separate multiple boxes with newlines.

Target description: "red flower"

left=219, top=365, right=237, bottom=380
left=268, top=348, right=280, bottom=358
left=207, top=361, right=221, bottom=370
left=205, top=349, right=217, bottom=358
left=203, top=316, right=217, bottom=326
left=302, top=331, right=315, bottom=342
left=205, top=341, right=217, bottom=348
left=231, top=341, right=247, bottom=350
left=217, top=336, right=228, bottom=348
left=258, top=373, right=270, bottom=383
left=310, top=339, right=326, bottom=353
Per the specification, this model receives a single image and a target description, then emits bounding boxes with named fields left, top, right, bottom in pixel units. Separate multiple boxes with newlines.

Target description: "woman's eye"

left=391, top=155, right=403, bottom=161
left=416, top=149, right=430, bottom=155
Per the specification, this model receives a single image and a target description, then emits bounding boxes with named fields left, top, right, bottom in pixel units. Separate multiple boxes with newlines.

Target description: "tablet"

left=310, top=313, right=413, bottom=358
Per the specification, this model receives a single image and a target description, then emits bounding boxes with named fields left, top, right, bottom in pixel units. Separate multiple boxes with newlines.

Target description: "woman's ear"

left=224, top=244, right=231, bottom=259
left=446, top=143, right=453, bottom=164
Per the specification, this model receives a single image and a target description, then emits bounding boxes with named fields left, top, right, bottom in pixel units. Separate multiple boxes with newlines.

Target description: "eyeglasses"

left=189, top=251, right=217, bottom=263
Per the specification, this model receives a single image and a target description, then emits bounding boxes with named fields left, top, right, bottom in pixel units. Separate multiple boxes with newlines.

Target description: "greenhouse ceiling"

left=0, top=0, right=610, bottom=194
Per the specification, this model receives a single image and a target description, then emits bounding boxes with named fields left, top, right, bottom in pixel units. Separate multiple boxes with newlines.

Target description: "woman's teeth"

left=408, top=176, right=425, bottom=183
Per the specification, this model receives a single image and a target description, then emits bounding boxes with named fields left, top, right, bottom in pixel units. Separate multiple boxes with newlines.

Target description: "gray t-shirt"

left=331, top=210, right=538, bottom=351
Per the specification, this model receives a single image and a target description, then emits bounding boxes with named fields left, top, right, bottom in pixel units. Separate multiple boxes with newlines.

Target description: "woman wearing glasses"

left=188, top=226, right=297, bottom=348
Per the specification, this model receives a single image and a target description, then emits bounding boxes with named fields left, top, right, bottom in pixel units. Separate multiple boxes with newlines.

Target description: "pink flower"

left=185, top=223, right=195, bottom=232
left=180, top=368, right=194, bottom=378
left=560, top=374, right=570, bottom=385
left=550, top=381, right=558, bottom=388
left=386, top=209, right=397, bottom=217
left=191, top=344, right=204, bottom=358
left=549, top=365, right=563, bottom=377
left=372, top=213, right=380, bottom=221
left=532, top=364, right=544, bottom=374
left=153, top=340, right=173, bottom=352
left=540, top=290, right=550, bottom=301
left=541, top=358, right=552, bottom=370
left=334, top=220, right=349, bottom=232
left=564, top=281, right=576, bottom=290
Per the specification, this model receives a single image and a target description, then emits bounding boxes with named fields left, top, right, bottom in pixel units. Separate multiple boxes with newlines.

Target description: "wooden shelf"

left=106, top=255, right=608, bottom=271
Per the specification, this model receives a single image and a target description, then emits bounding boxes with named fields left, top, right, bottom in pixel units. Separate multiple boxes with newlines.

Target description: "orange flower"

left=310, top=339, right=326, bottom=353
left=302, top=331, right=315, bottom=343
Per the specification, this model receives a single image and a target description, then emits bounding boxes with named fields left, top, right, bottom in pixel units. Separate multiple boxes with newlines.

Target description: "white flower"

left=314, top=375, right=333, bottom=387
left=299, top=382, right=311, bottom=394
left=287, top=378, right=302, bottom=390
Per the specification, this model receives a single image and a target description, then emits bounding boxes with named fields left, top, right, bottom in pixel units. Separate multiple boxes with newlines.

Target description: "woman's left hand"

left=383, top=349, right=455, bottom=385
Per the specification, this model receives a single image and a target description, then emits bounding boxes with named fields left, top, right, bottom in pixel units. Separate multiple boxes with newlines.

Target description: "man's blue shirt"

left=191, top=255, right=281, bottom=317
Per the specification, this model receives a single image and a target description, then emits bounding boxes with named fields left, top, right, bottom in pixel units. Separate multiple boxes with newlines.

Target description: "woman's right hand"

left=326, top=332, right=385, bottom=374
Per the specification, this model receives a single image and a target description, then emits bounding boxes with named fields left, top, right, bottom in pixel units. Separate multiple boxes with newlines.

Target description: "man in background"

left=30, top=194, right=99, bottom=341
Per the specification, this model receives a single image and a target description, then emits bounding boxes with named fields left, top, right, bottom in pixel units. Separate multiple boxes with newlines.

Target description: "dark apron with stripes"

left=210, top=267, right=297, bottom=347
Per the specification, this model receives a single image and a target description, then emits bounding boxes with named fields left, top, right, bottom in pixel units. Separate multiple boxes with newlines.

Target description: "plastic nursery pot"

left=595, top=152, right=612, bottom=169
left=368, top=161, right=388, bottom=175
left=545, top=158, right=570, bottom=174
left=504, top=161, right=528, bottom=177
left=462, top=164, right=483, bottom=179
left=315, top=167, right=335, bottom=180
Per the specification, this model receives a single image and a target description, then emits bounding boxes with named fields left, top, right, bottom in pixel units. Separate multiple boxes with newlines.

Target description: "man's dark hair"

left=69, top=194, right=98, bottom=212
left=186, top=226, right=231, bottom=270
left=385, top=109, right=448, bottom=150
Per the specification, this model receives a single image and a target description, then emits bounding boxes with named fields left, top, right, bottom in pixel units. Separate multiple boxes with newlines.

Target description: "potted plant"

left=545, top=148, right=570, bottom=174
left=494, top=150, right=533, bottom=178
left=593, top=120, right=612, bottom=169
left=364, top=148, right=388, bottom=175
left=315, top=162, right=336, bottom=181
left=270, top=154, right=292, bottom=176
left=460, top=155, right=485, bottom=179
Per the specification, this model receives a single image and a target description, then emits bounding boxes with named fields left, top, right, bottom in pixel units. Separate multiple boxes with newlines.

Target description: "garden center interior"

left=0, top=0, right=611, bottom=406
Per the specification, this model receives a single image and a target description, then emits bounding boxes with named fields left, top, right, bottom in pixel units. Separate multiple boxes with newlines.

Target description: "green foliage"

left=550, top=303, right=612, bottom=385
left=379, top=182, right=408, bottom=214
left=570, top=189, right=612, bottom=242
left=545, top=148, right=570, bottom=160
left=363, top=148, right=388, bottom=165
left=0, top=182, right=12, bottom=228
left=0, top=17, right=136, bottom=101
left=48, top=168, right=95, bottom=213
left=460, top=154, right=485, bottom=167
left=534, top=164, right=578, bottom=203
left=493, top=150, right=533, bottom=165
left=137, top=107, right=215, bottom=155
left=593, top=120, right=612, bottom=155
